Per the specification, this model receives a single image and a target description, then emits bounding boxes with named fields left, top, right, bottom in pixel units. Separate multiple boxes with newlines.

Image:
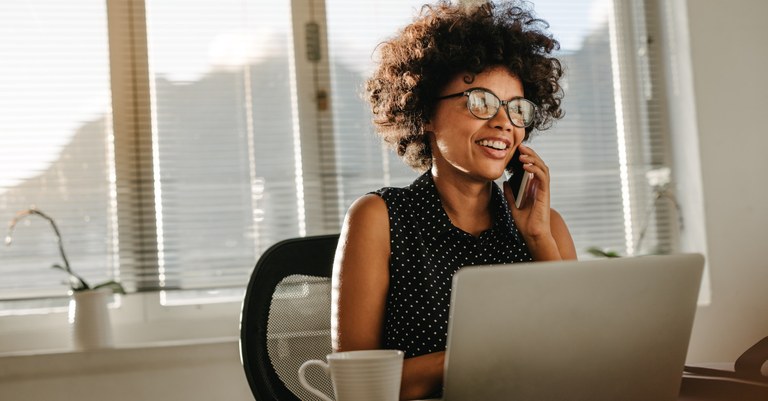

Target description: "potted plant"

left=5, top=207, right=125, bottom=350
left=587, top=167, right=684, bottom=259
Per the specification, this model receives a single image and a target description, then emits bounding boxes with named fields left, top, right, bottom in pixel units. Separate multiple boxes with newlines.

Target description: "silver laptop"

left=442, top=253, right=704, bottom=401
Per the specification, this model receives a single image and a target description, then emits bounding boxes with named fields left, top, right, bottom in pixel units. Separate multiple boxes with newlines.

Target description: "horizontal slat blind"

left=0, top=1, right=116, bottom=305
left=141, top=0, right=299, bottom=293
left=325, top=0, right=422, bottom=215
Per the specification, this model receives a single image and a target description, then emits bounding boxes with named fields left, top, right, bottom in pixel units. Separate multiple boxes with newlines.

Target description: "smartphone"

left=505, top=148, right=533, bottom=208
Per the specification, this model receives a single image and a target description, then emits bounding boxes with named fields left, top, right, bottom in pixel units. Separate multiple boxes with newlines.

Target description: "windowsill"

left=0, top=291, right=243, bottom=355
left=0, top=336, right=240, bottom=382
left=0, top=335, right=237, bottom=359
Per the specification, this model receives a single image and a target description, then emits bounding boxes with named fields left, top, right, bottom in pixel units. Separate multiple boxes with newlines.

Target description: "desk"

left=415, top=375, right=768, bottom=401
left=679, top=374, right=768, bottom=401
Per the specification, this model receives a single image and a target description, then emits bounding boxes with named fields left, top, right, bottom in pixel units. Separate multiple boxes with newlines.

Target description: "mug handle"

left=298, top=359, right=334, bottom=401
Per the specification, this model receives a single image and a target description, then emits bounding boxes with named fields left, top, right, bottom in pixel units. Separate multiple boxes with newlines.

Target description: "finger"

left=526, top=178, right=539, bottom=205
left=521, top=158, right=549, bottom=181
left=519, top=152, right=549, bottom=175
left=522, top=162, right=550, bottom=188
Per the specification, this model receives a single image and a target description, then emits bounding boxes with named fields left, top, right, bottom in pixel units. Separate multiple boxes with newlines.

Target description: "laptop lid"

left=442, top=253, right=704, bottom=401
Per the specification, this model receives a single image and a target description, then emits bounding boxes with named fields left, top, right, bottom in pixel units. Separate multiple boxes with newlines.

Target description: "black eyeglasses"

left=437, top=87, right=538, bottom=128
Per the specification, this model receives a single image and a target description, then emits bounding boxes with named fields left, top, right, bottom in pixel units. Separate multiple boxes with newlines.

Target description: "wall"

left=681, top=0, right=768, bottom=362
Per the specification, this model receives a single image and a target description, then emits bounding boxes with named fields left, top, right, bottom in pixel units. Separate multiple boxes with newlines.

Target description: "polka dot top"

left=372, top=171, right=532, bottom=359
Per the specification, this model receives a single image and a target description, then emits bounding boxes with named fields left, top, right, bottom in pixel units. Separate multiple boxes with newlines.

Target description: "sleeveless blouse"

left=372, top=171, right=532, bottom=358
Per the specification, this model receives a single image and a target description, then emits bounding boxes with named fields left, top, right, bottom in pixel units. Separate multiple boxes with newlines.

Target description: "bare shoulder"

left=337, top=193, right=390, bottom=263
left=550, top=208, right=567, bottom=228
left=550, top=208, right=577, bottom=260
left=345, top=193, right=388, bottom=228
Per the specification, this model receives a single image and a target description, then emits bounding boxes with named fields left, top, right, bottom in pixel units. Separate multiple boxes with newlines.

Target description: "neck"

left=430, top=167, right=494, bottom=236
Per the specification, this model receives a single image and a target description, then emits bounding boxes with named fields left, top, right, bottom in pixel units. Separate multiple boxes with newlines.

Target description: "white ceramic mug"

left=298, top=349, right=404, bottom=401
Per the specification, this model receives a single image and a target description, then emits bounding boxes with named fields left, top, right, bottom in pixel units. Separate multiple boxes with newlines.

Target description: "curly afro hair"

left=365, top=0, right=564, bottom=171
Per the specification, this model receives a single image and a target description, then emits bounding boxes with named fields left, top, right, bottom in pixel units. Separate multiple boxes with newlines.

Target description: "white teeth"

left=477, top=139, right=508, bottom=150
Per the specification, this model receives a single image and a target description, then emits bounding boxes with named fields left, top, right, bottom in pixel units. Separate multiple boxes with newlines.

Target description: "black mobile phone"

left=505, top=148, right=532, bottom=208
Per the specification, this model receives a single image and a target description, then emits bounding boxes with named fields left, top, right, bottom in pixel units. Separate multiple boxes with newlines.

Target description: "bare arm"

left=332, top=194, right=390, bottom=352
left=549, top=208, right=577, bottom=260
left=331, top=194, right=444, bottom=400
left=399, top=352, right=445, bottom=400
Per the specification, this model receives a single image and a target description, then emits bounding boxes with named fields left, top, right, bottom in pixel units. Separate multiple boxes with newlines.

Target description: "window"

left=143, top=0, right=299, bottom=302
left=0, top=0, right=678, bottom=314
left=0, top=0, right=115, bottom=311
left=325, top=0, right=421, bottom=212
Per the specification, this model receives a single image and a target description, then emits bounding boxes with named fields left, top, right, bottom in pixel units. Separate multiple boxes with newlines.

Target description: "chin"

left=475, top=170, right=505, bottom=183
left=493, top=169, right=506, bottom=180
left=486, top=166, right=508, bottom=181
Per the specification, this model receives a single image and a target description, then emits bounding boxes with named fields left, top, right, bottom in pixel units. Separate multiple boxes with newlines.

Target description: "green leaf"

left=51, top=264, right=90, bottom=290
left=586, top=247, right=622, bottom=258
left=91, top=280, right=126, bottom=295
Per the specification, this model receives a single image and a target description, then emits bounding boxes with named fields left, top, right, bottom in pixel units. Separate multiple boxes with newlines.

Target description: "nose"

left=486, top=105, right=514, bottom=132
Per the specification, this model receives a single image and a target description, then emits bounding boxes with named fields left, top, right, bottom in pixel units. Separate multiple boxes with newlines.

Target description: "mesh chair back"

left=240, top=234, right=340, bottom=401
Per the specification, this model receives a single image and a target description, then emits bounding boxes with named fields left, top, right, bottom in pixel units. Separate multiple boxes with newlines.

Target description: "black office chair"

left=240, top=234, right=340, bottom=401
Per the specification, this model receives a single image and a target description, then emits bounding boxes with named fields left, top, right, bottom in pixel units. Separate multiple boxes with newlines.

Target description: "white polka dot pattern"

left=372, top=171, right=532, bottom=358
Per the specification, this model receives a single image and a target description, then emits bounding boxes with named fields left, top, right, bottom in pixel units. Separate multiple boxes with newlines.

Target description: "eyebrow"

left=437, top=87, right=525, bottom=100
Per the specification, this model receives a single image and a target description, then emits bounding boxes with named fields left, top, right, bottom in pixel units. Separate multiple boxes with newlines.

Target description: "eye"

left=468, top=95, right=488, bottom=114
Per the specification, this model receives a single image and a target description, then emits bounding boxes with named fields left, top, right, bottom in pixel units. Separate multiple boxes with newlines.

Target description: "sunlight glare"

left=208, top=27, right=277, bottom=69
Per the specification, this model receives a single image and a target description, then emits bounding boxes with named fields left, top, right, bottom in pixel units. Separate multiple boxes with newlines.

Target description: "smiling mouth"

left=476, top=139, right=509, bottom=151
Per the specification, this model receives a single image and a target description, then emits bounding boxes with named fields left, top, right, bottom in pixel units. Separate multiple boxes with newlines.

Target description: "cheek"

left=431, top=101, right=473, bottom=132
left=515, top=128, right=527, bottom=145
left=431, top=131, right=452, bottom=156
left=430, top=129, right=469, bottom=164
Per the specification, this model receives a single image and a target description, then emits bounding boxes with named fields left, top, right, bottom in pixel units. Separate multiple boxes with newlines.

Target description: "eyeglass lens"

left=466, top=89, right=534, bottom=128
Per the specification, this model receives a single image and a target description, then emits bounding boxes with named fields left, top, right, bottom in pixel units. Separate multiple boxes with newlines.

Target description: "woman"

left=331, top=1, right=577, bottom=399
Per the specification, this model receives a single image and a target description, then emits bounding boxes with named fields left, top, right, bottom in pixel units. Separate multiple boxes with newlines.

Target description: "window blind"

left=0, top=1, right=116, bottom=307
left=531, top=0, right=632, bottom=256
left=325, top=0, right=425, bottom=217
left=141, top=0, right=299, bottom=295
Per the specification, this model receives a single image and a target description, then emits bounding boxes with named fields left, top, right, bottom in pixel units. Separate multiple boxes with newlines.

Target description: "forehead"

left=441, top=66, right=524, bottom=98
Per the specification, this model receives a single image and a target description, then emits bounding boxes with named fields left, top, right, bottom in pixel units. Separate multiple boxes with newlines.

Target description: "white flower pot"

left=68, top=288, right=114, bottom=350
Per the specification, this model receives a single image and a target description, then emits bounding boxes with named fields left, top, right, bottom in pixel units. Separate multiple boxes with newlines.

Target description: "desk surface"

left=417, top=376, right=768, bottom=401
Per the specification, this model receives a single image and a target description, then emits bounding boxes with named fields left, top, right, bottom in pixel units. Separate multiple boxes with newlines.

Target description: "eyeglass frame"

left=436, top=87, right=538, bottom=128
